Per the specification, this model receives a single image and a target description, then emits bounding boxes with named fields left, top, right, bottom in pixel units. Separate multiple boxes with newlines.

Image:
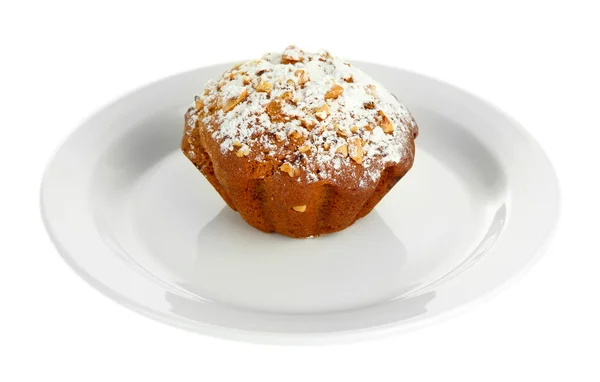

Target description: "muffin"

left=182, top=46, right=418, bottom=238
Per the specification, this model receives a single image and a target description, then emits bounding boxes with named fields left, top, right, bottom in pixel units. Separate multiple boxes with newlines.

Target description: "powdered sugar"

left=191, top=46, right=418, bottom=186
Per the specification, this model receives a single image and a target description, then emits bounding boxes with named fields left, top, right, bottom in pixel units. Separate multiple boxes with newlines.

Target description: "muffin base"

left=182, top=111, right=415, bottom=238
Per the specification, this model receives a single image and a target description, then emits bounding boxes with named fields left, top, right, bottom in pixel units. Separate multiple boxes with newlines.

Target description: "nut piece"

left=279, top=91, right=294, bottom=101
left=318, top=50, right=332, bottom=62
left=226, top=67, right=245, bottom=79
left=282, top=55, right=301, bottom=64
left=312, top=125, right=325, bottom=135
left=266, top=99, right=285, bottom=122
left=292, top=205, right=307, bottom=212
left=348, top=137, right=363, bottom=164
left=256, top=81, right=273, bottom=94
left=325, top=83, right=344, bottom=100
left=194, top=95, right=204, bottom=110
left=336, top=144, right=348, bottom=157
left=300, top=118, right=317, bottom=130
left=232, top=140, right=242, bottom=147
left=279, top=162, right=300, bottom=177
left=236, top=144, right=250, bottom=157
left=350, top=125, right=359, bottom=133
left=294, top=70, right=309, bottom=87
left=378, top=110, right=394, bottom=133
left=242, top=75, right=251, bottom=85
left=281, top=46, right=302, bottom=64
left=223, top=87, right=249, bottom=112
left=335, top=125, right=350, bottom=137
left=323, top=142, right=331, bottom=151
left=298, top=145, right=310, bottom=153
left=314, top=104, right=330, bottom=120
left=288, top=130, right=301, bottom=139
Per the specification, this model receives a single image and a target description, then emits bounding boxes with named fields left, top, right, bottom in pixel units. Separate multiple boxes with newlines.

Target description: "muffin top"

left=188, top=46, right=417, bottom=187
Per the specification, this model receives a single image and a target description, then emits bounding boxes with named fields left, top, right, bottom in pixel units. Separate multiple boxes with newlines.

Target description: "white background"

left=1, top=1, right=599, bottom=381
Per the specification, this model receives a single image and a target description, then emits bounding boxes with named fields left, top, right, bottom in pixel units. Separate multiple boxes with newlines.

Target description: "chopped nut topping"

left=281, top=46, right=302, bottom=64
left=223, top=87, right=248, bottom=112
left=236, top=145, right=250, bottom=157
left=325, top=83, right=344, bottom=100
left=364, top=101, right=375, bottom=110
left=336, top=144, right=348, bottom=157
left=335, top=124, right=350, bottom=137
left=378, top=110, right=394, bottom=133
left=294, top=70, right=309, bottom=87
left=279, top=162, right=300, bottom=177
left=282, top=56, right=301, bottom=64
left=279, top=91, right=294, bottom=101
left=348, top=137, right=363, bottom=164
left=256, top=81, right=273, bottom=94
left=298, top=145, right=310, bottom=153
left=314, top=104, right=330, bottom=120
left=318, top=50, right=331, bottom=62
left=189, top=47, right=416, bottom=183
left=313, top=126, right=325, bottom=136
left=301, top=118, right=317, bottom=130
left=266, top=99, right=285, bottom=122
left=292, top=205, right=307, bottom=212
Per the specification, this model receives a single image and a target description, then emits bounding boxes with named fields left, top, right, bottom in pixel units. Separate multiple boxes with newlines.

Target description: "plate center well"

left=91, top=108, right=507, bottom=314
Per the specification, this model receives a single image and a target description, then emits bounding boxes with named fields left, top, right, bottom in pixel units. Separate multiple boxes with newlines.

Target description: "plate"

left=41, top=62, right=560, bottom=344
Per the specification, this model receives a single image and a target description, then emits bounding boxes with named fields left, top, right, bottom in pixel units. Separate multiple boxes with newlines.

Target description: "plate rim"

left=40, top=61, right=561, bottom=345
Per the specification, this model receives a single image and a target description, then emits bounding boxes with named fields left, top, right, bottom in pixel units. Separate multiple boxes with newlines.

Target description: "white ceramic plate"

left=41, top=62, right=560, bottom=344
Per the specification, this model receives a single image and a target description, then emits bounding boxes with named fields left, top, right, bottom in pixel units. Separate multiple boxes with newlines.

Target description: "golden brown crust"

left=182, top=110, right=415, bottom=238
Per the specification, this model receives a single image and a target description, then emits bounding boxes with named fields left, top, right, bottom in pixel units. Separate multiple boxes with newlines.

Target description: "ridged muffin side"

left=182, top=109, right=415, bottom=238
